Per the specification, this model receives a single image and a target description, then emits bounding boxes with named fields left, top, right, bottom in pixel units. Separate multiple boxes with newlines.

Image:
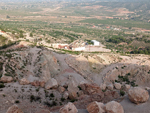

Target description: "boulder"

left=19, top=78, right=30, bottom=85
left=105, top=101, right=124, bottom=113
left=100, top=83, right=106, bottom=90
left=79, top=83, right=103, bottom=95
left=59, top=102, right=78, bottom=113
left=114, top=83, right=121, bottom=90
left=31, top=80, right=45, bottom=87
left=6, top=104, right=23, bottom=113
left=35, top=109, right=51, bottom=113
left=58, top=86, right=66, bottom=93
left=53, top=56, right=58, bottom=64
left=68, top=79, right=79, bottom=99
left=68, top=90, right=78, bottom=100
left=63, top=91, right=69, bottom=99
left=128, top=87, right=149, bottom=104
left=103, top=90, right=120, bottom=103
left=107, top=84, right=114, bottom=90
left=125, top=84, right=130, bottom=90
left=87, top=101, right=105, bottom=113
left=78, top=90, right=84, bottom=97
left=40, top=81, right=45, bottom=87
left=1, top=76, right=13, bottom=83
left=31, top=81, right=40, bottom=87
left=45, top=78, right=58, bottom=89
left=145, top=87, right=150, bottom=90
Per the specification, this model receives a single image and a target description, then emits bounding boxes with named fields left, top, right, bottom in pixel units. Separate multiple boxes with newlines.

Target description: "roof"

left=91, top=40, right=99, bottom=43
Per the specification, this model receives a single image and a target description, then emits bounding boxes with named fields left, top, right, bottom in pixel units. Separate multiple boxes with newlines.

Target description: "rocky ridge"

left=0, top=43, right=150, bottom=113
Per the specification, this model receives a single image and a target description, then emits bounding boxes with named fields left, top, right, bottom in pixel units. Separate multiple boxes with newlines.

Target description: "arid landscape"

left=0, top=0, right=150, bottom=113
left=0, top=41, right=150, bottom=113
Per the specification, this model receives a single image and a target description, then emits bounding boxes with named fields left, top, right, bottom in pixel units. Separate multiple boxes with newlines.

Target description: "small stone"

left=31, top=81, right=40, bottom=87
left=87, top=101, right=105, bottom=113
left=58, top=86, right=66, bottom=93
left=45, top=78, right=58, bottom=89
left=40, top=81, right=45, bottom=87
left=6, top=104, right=23, bottom=113
left=78, top=90, right=84, bottom=97
left=19, top=78, right=30, bottom=85
left=125, top=84, right=130, bottom=90
left=59, top=102, right=78, bottom=113
left=107, top=84, right=114, bottom=90
left=63, top=91, right=69, bottom=99
left=100, top=83, right=106, bottom=90
left=114, top=83, right=121, bottom=90
left=79, top=83, right=103, bottom=95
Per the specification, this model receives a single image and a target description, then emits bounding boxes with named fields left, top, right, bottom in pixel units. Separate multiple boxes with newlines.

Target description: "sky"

left=0, top=0, right=149, bottom=3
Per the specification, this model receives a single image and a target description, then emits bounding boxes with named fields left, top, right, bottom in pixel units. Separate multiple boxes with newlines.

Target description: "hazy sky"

left=1, top=0, right=148, bottom=3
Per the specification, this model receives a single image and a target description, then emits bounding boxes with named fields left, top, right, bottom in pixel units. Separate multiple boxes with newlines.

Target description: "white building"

left=91, top=40, right=100, bottom=46
left=0, top=30, right=4, bottom=35
left=74, top=47, right=85, bottom=51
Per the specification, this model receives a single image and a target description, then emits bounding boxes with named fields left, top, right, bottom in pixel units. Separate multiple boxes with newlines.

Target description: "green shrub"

left=127, top=73, right=130, bottom=76
left=14, top=89, right=17, bottom=92
left=70, top=99, right=78, bottom=102
left=102, top=89, right=106, bottom=92
left=93, top=67, right=96, bottom=69
left=30, top=33, right=33, bottom=37
left=30, top=95, right=35, bottom=102
left=5, top=73, right=12, bottom=76
left=44, top=101, right=51, bottom=107
left=78, top=86, right=82, bottom=90
left=61, top=97, right=65, bottom=102
left=36, top=88, right=39, bottom=92
left=52, top=101, right=57, bottom=106
left=15, top=100, right=20, bottom=103
left=21, top=89, right=24, bottom=92
left=0, top=84, right=5, bottom=88
left=30, top=95, right=41, bottom=102
left=120, top=90, right=125, bottom=96
left=35, top=96, right=41, bottom=101
left=131, top=81, right=136, bottom=87
left=59, top=102, right=62, bottom=105
left=50, top=93, right=54, bottom=97
left=115, top=80, right=119, bottom=83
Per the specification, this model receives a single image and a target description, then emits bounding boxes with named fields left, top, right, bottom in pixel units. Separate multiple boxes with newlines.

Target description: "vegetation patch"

left=0, top=83, right=5, bottom=88
left=115, top=74, right=138, bottom=87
